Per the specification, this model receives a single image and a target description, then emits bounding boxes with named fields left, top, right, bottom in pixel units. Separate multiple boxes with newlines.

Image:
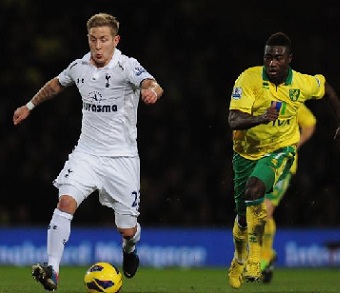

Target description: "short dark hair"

left=265, top=32, right=292, bottom=54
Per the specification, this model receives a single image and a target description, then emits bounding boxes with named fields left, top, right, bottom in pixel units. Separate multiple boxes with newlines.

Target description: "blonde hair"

left=86, top=13, right=120, bottom=35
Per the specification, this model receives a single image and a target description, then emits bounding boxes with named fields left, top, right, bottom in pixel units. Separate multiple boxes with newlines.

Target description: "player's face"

left=263, top=45, right=292, bottom=85
left=88, top=26, right=120, bottom=68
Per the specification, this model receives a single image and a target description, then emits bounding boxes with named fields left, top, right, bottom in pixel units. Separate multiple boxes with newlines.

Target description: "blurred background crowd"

left=1, top=0, right=340, bottom=227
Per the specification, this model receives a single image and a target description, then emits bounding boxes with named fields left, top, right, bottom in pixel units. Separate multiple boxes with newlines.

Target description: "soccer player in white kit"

left=13, top=13, right=164, bottom=291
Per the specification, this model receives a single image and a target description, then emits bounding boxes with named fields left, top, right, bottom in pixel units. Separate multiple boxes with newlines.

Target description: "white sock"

left=122, top=223, right=141, bottom=253
left=47, top=208, right=73, bottom=273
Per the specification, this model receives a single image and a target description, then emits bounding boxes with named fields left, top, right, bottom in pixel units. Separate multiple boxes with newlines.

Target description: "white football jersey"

left=57, top=49, right=154, bottom=156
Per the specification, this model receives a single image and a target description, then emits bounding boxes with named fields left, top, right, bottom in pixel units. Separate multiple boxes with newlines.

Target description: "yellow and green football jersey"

left=229, top=66, right=325, bottom=160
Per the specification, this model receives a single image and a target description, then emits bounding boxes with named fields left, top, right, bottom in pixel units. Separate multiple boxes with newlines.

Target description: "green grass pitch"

left=0, top=266, right=339, bottom=292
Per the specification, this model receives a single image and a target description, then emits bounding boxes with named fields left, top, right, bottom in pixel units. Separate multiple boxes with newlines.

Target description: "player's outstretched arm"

left=140, top=79, right=164, bottom=105
left=13, top=77, right=64, bottom=126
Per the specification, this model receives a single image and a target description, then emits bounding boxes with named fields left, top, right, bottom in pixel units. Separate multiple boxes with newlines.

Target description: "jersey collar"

left=262, top=66, right=293, bottom=85
left=107, top=49, right=121, bottom=69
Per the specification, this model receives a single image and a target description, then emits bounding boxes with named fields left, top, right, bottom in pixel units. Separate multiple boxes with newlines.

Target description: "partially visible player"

left=261, top=103, right=316, bottom=283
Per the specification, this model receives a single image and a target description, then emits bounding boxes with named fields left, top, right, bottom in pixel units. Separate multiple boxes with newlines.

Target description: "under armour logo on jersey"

left=77, top=78, right=84, bottom=84
left=105, top=74, right=111, bottom=88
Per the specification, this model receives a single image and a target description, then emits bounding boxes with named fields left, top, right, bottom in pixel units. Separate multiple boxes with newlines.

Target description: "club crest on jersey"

left=232, top=87, right=242, bottom=100
left=289, top=89, right=300, bottom=101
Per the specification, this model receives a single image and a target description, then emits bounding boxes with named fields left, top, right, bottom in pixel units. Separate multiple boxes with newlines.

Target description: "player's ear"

left=288, top=53, right=293, bottom=63
left=114, top=35, right=120, bottom=46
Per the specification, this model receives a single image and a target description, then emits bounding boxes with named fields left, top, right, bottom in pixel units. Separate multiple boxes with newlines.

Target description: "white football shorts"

left=53, top=150, right=140, bottom=228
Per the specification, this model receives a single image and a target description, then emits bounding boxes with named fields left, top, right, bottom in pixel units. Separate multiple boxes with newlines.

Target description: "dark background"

left=1, top=0, right=340, bottom=227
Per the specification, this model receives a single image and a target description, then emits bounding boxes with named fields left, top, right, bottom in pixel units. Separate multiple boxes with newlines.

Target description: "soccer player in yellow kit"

left=261, top=104, right=316, bottom=283
left=227, top=32, right=340, bottom=289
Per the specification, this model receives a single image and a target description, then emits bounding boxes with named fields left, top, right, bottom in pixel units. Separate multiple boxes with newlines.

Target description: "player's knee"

left=57, top=195, right=77, bottom=214
left=245, top=177, right=266, bottom=201
left=115, top=213, right=138, bottom=238
left=118, top=226, right=137, bottom=239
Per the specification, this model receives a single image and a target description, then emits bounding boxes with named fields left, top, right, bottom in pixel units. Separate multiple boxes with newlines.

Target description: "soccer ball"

left=84, top=262, right=123, bottom=293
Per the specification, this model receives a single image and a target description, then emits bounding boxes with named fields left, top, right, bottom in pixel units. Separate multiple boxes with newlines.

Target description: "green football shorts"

left=232, top=146, right=295, bottom=216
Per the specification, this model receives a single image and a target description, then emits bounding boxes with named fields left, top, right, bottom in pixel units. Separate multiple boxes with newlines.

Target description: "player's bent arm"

left=30, top=77, right=65, bottom=108
left=228, top=110, right=263, bottom=130
left=324, top=82, right=340, bottom=124
left=324, top=82, right=340, bottom=139
left=140, top=78, right=164, bottom=105
left=228, top=105, right=278, bottom=130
